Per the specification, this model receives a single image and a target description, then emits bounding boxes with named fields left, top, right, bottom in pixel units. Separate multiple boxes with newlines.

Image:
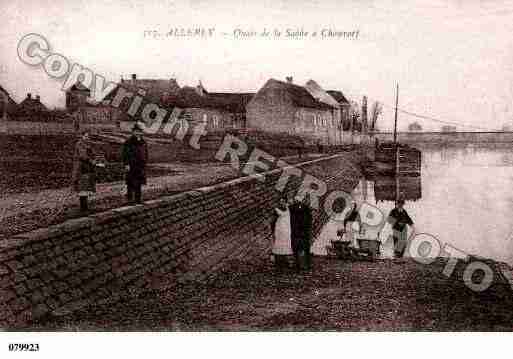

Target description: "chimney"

left=286, top=76, right=293, bottom=83
left=27, top=93, right=32, bottom=99
left=131, top=74, right=137, bottom=83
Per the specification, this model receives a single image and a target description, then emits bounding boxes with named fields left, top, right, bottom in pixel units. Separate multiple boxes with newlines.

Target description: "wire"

left=395, top=108, right=501, bottom=132
left=344, top=92, right=502, bottom=132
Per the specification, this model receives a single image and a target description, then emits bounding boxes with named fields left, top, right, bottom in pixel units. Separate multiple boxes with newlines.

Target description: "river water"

left=314, top=145, right=513, bottom=265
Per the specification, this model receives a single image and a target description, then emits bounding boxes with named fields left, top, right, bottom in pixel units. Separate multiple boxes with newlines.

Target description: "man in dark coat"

left=387, top=199, right=414, bottom=258
left=289, top=196, right=313, bottom=271
left=122, top=123, right=148, bottom=204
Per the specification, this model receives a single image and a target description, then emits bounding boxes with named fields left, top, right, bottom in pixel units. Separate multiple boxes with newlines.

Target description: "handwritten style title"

left=232, top=28, right=360, bottom=39
left=143, top=27, right=360, bottom=40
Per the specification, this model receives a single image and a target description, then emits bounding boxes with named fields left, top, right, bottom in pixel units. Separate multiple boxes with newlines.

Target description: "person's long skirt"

left=393, top=227, right=408, bottom=257
left=273, top=213, right=293, bottom=255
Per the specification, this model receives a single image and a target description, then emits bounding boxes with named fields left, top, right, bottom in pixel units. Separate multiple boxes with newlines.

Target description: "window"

left=202, top=113, right=208, bottom=125
left=213, top=115, right=219, bottom=128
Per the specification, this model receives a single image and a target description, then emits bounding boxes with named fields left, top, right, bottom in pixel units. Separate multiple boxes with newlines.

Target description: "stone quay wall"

left=0, top=153, right=361, bottom=328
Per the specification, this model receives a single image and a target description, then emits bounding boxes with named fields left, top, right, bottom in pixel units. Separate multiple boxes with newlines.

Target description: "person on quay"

left=72, top=131, right=97, bottom=213
left=122, top=123, right=149, bottom=204
left=387, top=199, right=415, bottom=258
left=270, top=196, right=293, bottom=271
left=343, top=201, right=363, bottom=248
left=289, top=196, right=314, bottom=271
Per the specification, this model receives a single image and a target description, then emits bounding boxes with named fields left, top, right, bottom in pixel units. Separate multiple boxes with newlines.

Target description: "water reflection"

left=373, top=176, right=421, bottom=203
left=315, top=144, right=513, bottom=265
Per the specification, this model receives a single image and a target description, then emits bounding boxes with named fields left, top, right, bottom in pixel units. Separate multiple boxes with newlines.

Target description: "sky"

left=1, top=0, right=513, bottom=131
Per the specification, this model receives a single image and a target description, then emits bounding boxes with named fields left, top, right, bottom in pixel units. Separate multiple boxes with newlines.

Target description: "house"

left=162, top=84, right=236, bottom=131
left=105, top=74, right=254, bottom=132
left=101, top=74, right=182, bottom=126
left=304, top=80, right=343, bottom=144
left=66, top=81, right=91, bottom=111
left=207, top=92, right=254, bottom=129
left=0, top=85, right=18, bottom=120
left=66, top=81, right=112, bottom=126
left=326, top=90, right=351, bottom=129
left=13, top=93, right=49, bottom=121
left=246, top=77, right=338, bottom=145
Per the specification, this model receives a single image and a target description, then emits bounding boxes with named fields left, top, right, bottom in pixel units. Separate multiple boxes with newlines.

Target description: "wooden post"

left=395, top=146, right=400, bottom=202
left=393, top=83, right=399, bottom=144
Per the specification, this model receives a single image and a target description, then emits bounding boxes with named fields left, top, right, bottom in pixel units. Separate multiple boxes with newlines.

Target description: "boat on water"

left=374, top=141, right=422, bottom=176
left=370, top=83, right=422, bottom=176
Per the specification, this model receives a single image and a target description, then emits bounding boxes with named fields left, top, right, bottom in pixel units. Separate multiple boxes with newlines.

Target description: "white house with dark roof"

left=246, top=77, right=341, bottom=145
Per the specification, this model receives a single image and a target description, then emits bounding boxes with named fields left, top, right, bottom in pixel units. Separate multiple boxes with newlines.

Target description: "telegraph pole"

left=393, top=83, right=399, bottom=144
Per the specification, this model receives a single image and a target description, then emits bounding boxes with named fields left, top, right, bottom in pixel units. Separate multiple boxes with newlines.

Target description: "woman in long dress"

left=344, top=202, right=362, bottom=248
left=71, top=131, right=97, bottom=213
left=271, top=197, right=293, bottom=271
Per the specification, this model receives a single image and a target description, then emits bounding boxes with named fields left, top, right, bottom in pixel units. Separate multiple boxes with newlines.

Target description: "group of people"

left=72, top=123, right=149, bottom=212
left=271, top=196, right=314, bottom=272
left=269, top=195, right=415, bottom=268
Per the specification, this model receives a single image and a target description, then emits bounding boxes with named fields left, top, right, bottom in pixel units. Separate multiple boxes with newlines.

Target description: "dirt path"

left=38, top=257, right=513, bottom=331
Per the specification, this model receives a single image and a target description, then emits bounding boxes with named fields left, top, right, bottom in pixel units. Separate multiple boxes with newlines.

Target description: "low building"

left=105, top=74, right=254, bottom=132
left=246, top=77, right=338, bottom=145
left=66, top=82, right=113, bottom=127
left=12, top=93, right=49, bottom=121
left=162, top=84, right=237, bottom=131
left=207, top=92, right=254, bottom=129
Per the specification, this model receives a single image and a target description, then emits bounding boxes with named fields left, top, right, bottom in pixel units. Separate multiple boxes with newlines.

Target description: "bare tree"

left=361, top=96, right=368, bottom=134
left=350, top=100, right=360, bottom=132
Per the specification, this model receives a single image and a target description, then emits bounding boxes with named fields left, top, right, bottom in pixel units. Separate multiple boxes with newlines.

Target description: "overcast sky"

left=1, top=0, right=513, bottom=131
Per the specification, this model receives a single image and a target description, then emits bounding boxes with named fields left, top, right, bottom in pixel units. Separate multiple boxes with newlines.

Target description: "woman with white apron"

left=271, top=197, right=293, bottom=271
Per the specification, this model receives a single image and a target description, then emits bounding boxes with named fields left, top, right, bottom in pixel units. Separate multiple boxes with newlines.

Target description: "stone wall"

left=0, top=120, right=117, bottom=135
left=0, top=153, right=361, bottom=328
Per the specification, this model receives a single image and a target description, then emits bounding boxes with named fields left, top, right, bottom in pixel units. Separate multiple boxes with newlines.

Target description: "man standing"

left=387, top=199, right=414, bottom=258
left=122, top=123, right=148, bottom=204
left=289, top=196, right=314, bottom=271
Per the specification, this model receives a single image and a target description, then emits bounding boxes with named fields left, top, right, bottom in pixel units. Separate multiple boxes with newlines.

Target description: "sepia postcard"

left=1, top=0, right=513, bottom=357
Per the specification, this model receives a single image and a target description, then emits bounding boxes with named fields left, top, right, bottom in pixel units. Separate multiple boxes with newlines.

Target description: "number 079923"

left=8, top=343, right=40, bottom=352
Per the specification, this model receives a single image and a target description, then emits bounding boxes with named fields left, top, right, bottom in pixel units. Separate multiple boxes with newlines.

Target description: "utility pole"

left=393, top=83, right=399, bottom=144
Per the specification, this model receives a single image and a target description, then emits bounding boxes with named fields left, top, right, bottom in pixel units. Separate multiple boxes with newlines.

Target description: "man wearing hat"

left=122, top=123, right=148, bottom=204
left=387, top=199, right=414, bottom=258
left=289, top=196, right=314, bottom=271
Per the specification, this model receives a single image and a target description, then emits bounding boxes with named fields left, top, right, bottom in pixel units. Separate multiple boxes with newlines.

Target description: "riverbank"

left=36, top=256, right=513, bottom=331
